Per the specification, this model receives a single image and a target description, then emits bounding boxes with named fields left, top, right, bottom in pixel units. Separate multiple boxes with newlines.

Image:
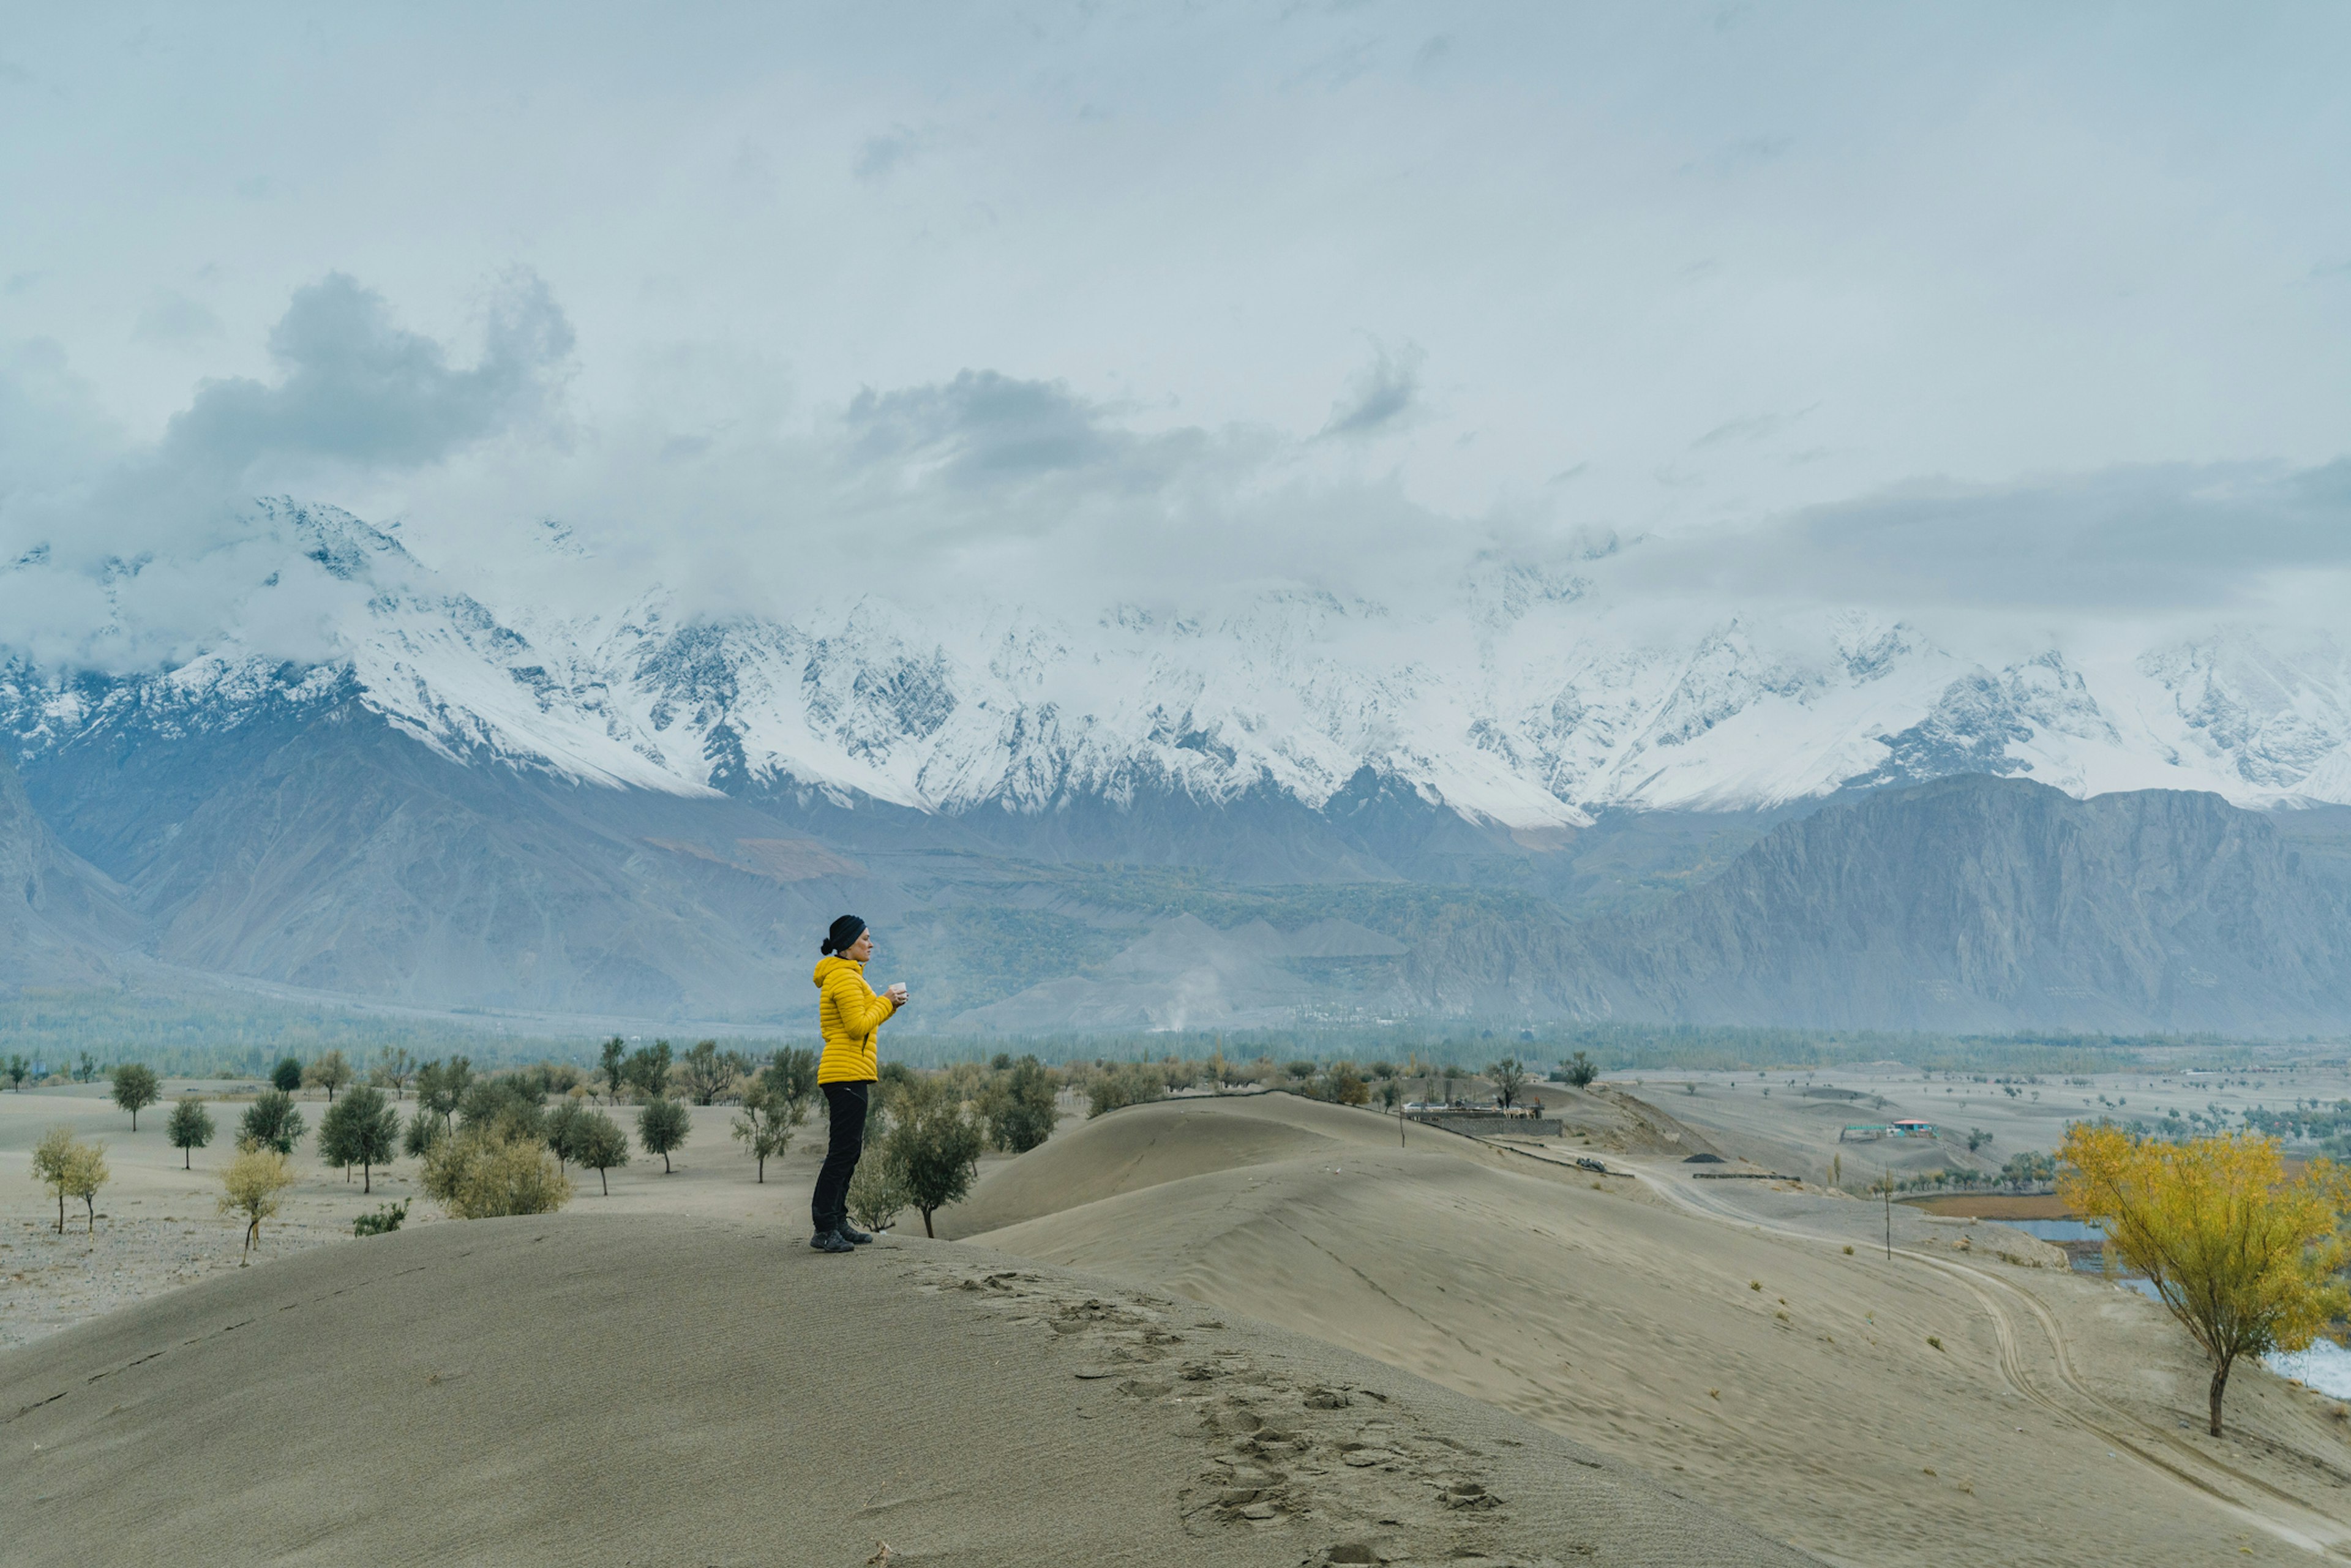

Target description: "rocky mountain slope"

left=1581, top=776, right=2351, bottom=1033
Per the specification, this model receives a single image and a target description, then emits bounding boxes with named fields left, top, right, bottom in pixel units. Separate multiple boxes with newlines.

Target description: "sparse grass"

left=1749, top=1280, right=1761, bottom=1291
left=1842, top=1244, right=1854, bottom=1255
left=1926, top=1335, right=1944, bottom=1351
left=1707, top=1388, right=1720, bottom=1399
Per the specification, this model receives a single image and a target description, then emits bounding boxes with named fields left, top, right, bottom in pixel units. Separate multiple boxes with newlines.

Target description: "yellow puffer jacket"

left=813, top=956, right=897, bottom=1084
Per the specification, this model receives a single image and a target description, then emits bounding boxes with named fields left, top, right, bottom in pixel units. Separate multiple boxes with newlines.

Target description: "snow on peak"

left=8, top=501, right=2351, bottom=821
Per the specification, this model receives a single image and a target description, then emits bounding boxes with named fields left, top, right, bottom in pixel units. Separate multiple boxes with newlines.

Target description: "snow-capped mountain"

left=7, top=500, right=2350, bottom=831
left=5, top=500, right=2349, bottom=1031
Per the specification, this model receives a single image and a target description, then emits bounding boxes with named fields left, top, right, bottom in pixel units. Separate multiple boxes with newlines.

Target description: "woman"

left=809, top=915, right=909, bottom=1253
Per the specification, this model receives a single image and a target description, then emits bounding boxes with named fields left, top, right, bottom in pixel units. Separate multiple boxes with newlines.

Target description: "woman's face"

left=846, top=930, right=875, bottom=962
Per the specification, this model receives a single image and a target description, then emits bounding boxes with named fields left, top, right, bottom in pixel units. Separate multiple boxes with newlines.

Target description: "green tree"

left=110, top=1062, right=161, bottom=1129
left=31, top=1126, right=80, bottom=1233
left=675, top=1039, right=737, bottom=1105
left=167, top=1096, right=216, bottom=1169
left=765, top=1046, right=820, bottom=1116
left=599, top=1036, right=628, bottom=1103
left=4, top=1053, right=28, bottom=1090
left=403, top=1106, right=444, bottom=1158
left=318, top=1084, right=400, bottom=1193
left=882, top=1079, right=986, bottom=1238
left=1488, top=1057, right=1527, bottom=1111
left=573, top=1110, right=631, bottom=1195
left=1561, top=1051, right=1599, bottom=1089
left=73, top=1050, right=99, bottom=1083
left=219, top=1146, right=298, bottom=1261
left=978, top=1056, right=1059, bottom=1152
left=459, top=1075, right=546, bottom=1141
left=625, top=1040, right=674, bottom=1100
left=413, top=1056, right=471, bottom=1131
left=732, top=1077, right=800, bottom=1182
left=304, top=1049, right=354, bottom=1102
left=637, top=1097, right=690, bottom=1173
left=419, top=1127, right=573, bottom=1218
left=545, top=1099, right=590, bottom=1172
left=63, top=1139, right=108, bottom=1232
left=371, top=1046, right=416, bottom=1100
left=239, top=1088, right=307, bottom=1155
left=271, top=1056, right=304, bottom=1093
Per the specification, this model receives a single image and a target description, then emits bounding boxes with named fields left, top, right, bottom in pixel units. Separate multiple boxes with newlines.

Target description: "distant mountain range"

left=4, top=500, right=2349, bottom=1035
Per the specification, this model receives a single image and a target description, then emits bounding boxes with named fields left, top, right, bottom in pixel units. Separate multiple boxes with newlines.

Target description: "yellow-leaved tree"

left=2060, top=1125, right=2349, bottom=1436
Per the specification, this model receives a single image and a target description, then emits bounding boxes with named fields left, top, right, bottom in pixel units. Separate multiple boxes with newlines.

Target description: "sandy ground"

left=955, top=1092, right=2351, bottom=1568
left=11, top=1078, right=2351, bottom=1566
left=0, top=1079, right=1027, bottom=1349
left=1, top=1212, right=1816, bottom=1568
left=1603, top=1060, right=2351, bottom=1190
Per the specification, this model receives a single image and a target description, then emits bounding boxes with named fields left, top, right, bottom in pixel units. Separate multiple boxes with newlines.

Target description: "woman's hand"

left=887, top=982, right=910, bottom=1005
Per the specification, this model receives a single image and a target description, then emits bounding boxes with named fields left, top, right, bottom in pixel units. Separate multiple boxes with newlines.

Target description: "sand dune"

left=940, top=1090, right=1399, bottom=1238
left=1, top=1211, right=1818, bottom=1567
left=965, top=1093, right=2351, bottom=1567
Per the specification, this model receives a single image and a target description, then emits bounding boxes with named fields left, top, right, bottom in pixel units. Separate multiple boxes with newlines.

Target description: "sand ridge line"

left=905, top=1255, right=1613, bottom=1566
left=1641, top=1163, right=2351, bottom=1559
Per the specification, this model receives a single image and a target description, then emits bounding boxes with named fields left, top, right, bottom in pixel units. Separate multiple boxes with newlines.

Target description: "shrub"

left=847, top=1153, right=909, bottom=1232
left=572, top=1110, right=631, bottom=1194
left=239, top=1089, right=308, bottom=1155
left=219, top=1145, right=298, bottom=1259
left=459, top=1076, right=547, bottom=1142
left=1320, top=1063, right=1370, bottom=1107
left=168, top=1096, right=216, bottom=1168
left=979, top=1056, right=1059, bottom=1152
left=403, top=1108, right=443, bottom=1158
left=110, top=1063, right=160, bottom=1129
left=353, top=1200, right=408, bottom=1237
left=637, top=1097, right=691, bottom=1173
left=881, top=1079, right=984, bottom=1237
left=1084, top=1063, right=1166, bottom=1119
left=420, top=1128, right=574, bottom=1218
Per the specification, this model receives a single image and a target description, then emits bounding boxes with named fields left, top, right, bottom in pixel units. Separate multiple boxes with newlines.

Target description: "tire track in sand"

left=1633, top=1160, right=2351, bottom=1560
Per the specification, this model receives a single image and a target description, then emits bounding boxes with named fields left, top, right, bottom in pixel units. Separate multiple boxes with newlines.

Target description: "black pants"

left=811, top=1080, right=871, bottom=1236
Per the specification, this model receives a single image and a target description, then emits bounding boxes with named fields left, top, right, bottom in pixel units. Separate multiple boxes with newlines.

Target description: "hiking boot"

left=836, top=1221, right=875, bottom=1244
left=809, top=1229, right=855, bottom=1253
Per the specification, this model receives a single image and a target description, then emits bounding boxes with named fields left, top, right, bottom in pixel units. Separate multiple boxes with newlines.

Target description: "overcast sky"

left=3, top=2, right=2348, bottom=663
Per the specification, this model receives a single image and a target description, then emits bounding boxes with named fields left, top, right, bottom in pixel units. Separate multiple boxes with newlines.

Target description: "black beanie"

left=821, top=915, right=868, bottom=957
